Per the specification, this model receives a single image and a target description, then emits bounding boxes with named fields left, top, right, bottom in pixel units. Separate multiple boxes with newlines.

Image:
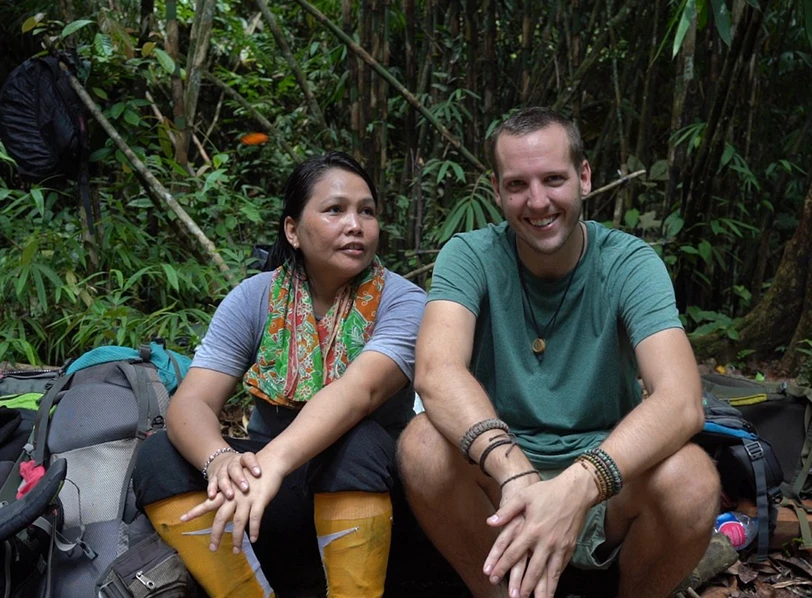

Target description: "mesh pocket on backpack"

left=53, top=437, right=139, bottom=527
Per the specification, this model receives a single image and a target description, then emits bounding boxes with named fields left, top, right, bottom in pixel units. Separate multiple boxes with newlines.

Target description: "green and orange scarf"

left=243, top=258, right=386, bottom=408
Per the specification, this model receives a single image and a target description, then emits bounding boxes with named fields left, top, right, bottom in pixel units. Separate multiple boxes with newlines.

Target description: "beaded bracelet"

left=577, top=452, right=617, bottom=498
left=459, top=418, right=510, bottom=464
left=201, top=447, right=239, bottom=480
left=576, top=459, right=609, bottom=503
left=500, top=469, right=541, bottom=489
left=587, top=448, right=623, bottom=495
left=478, top=435, right=516, bottom=476
left=574, top=448, right=623, bottom=502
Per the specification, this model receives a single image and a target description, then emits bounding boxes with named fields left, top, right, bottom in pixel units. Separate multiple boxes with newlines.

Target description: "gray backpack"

left=31, top=356, right=177, bottom=596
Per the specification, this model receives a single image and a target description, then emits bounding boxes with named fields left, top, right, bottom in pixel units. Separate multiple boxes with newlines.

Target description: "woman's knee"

left=308, top=419, right=396, bottom=493
left=133, top=431, right=205, bottom=509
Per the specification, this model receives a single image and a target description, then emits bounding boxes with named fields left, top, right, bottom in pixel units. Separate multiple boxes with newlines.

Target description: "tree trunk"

left=342, top=0, right=361, bottom=159
left=166, top=0, right=187, bottom=168
left=180, top=0, right=216, bottom=167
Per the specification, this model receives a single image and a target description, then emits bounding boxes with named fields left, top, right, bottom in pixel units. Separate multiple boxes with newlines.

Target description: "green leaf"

left=22, top=14, right=44, bottom=33
left=21, top=236, right=39, bottom=265
left=680, top=245, right=699, bottom=255
left=450, top=162, right=465, bottom=183
left=32, top=267, right=47, bottom=311
left=240, top=203, right=262, bottom=223
left=94, top=33, right=114, bottom=57
left=698, top=240, right=712, bottom=264
left=154, top=49, right=176, bottom=75
left=673, top=0, right=697, bottom=58
left=110, top=103, right=125, bottom=119
left=720, top=143, right=736, bottom=168
left=29, top=187, right=44, bottom=215
left=93, top=87, right=108, bottom=100
left=437, top=161, right=450, bottom=183
left=755, top=371, right=765, bottom=382
left=710, top=0, right=732, bottom=45
left=624, top=208, right=640, bottom=228
left=726, top=328, right=740, bottom=340
left=123, top=109, right=140, bottom=126
left=141, top=41, right=156, bottom=57
left=161, top=264, right=180, bottom=291
left=61, top=19, right=94, bottom=38
left=649, top=160, right=669, bottom=181
left=664, top=212, right=684, bottom=238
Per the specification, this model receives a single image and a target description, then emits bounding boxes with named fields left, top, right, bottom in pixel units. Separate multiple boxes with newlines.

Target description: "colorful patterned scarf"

left=243, top=257, right=386, bottom=408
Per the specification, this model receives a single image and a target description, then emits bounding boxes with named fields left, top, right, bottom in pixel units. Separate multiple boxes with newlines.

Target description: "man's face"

left=491, top=124, right=591, bottom=274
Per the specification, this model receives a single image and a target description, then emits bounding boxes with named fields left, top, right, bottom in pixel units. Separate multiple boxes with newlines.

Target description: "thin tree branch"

left=584, top=169, right=646, bottom=200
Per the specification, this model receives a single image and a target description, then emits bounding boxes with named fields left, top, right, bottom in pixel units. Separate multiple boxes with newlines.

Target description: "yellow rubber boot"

left=144, top=492, right=275, bottom=598
left=314, top=492, right=392, bottom=598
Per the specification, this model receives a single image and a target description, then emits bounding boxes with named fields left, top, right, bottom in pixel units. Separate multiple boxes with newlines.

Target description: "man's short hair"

left=486, top=107, right=586, bottom=179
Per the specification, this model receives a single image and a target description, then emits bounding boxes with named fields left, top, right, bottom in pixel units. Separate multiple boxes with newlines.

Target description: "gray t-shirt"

left=194, top=268, right=426, bottom=431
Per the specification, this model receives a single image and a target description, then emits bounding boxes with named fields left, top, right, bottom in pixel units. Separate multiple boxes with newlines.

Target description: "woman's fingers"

left=226, top=458, right=250, bottom=493
left=180, top=492, right=225, bottom=523
left=240, top=452, right=262, bottom=478
left=209, top=498, right=236, bottom=551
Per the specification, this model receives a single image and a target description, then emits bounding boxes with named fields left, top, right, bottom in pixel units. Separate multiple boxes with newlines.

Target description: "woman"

left=133, top=152, right=426, bottom=598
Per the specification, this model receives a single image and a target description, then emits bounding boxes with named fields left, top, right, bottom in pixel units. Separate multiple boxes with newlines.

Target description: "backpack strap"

left=743, top=439, right=770, bottom=561
left=32, top=374, right=74, bottom=466
left=113, top=362, right=161, bottom=523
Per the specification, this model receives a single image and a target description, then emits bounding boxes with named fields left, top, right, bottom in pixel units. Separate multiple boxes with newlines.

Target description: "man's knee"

left=647, top=444, right=720, bottom=530
left=396, top=413, right=458, bottom=491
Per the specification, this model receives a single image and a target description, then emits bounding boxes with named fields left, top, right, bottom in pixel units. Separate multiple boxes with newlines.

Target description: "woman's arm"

left=166, top=367, right=248, bottom=497
left=254, top=350, right=408, bottom=479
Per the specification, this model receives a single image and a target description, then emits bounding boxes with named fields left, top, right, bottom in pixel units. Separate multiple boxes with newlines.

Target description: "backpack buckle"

left=744, top=440, right=764, bottom=461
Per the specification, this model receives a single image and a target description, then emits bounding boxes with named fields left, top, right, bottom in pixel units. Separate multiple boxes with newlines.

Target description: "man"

left=397, top=107, right=720, bottom=598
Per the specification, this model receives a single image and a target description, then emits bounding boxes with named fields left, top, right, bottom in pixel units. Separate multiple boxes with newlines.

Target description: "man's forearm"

left=599, top=387, right=704, bottom=484
left=418, top=367, right=537, bottom=482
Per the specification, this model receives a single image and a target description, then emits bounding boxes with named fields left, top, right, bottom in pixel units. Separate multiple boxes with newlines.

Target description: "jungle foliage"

left=0, top=0, right=810, bottom=372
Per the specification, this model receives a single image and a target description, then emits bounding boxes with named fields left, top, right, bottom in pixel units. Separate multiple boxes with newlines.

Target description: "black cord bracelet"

left=478, top=436, right=515, bottom=476
left=500, top=469, right=541, bottom=489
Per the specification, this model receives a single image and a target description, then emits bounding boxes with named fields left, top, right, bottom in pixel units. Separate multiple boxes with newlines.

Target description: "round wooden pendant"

left=532, top=337, right=546, bottom=354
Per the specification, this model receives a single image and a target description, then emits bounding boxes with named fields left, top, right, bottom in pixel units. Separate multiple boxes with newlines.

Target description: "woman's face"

left=284, top=168, right=379, bottom=287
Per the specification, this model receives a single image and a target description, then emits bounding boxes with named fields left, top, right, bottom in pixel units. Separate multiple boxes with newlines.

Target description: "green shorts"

left=537, top=469, right=621, bottom=571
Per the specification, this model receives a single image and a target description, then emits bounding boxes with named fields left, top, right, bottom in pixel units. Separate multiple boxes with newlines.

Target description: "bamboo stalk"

left=203, top=71, right=300, bottom=163
left=291, top=0, right=487, bottom=173
left=65, top=69, right=236, bottom=286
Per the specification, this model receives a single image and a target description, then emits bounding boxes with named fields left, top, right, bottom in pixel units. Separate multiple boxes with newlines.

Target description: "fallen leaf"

left=771, top=555, right=812, bottom=579
left=736, top=563, right=760, bottom=585
left=701, top=586, right=733, bottom=597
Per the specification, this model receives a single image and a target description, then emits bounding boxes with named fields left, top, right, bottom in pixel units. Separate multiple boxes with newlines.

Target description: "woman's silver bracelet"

left=201, top=447, right=239, bottom=480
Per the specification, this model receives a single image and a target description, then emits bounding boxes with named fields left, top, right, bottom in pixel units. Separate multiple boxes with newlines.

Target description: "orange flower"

left=240, top=132, right=270, bottom=145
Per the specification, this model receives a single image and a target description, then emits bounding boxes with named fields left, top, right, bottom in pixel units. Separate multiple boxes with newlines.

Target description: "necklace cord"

left=516, top=223, right=586, bottom=359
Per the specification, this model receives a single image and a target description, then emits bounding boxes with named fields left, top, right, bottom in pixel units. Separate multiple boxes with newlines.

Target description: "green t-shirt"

left=429, top=220, right=682, bottom=468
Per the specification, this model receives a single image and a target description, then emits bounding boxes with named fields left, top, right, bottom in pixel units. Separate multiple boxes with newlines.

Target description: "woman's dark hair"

left=267, top=151, right=378, bottom=270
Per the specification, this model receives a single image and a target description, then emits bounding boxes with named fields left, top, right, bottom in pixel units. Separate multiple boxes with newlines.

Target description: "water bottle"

left=714, top=511, right=758, bottom=550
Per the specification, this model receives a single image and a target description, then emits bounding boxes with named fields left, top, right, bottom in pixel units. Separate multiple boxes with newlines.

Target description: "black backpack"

left=694, top=391, right=784, bottom=560
left=0, top=53, right=93, bottom=230
left=0, top=54, right=85, bottom=182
